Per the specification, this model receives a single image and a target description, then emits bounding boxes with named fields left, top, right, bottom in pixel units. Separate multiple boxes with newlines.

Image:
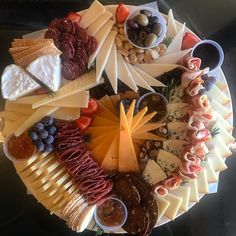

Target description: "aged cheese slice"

left=105, top=43, right=118, bottom=93
left=165, top=23, right=185, bottom=55
left=51, top=107, right=80, bottom=120
left=87, top=11, right=112, bottom=36
left=210, top=99, right=232, bottom=119
left=184, top=179, right=199, bottom=202
left=92, top=116, right=119, bottom=126
left=167, top=122, right=187, bottom=140
left=109, top=94, right=120, bottom=108
left=207, top=84, right=230, bottom=106
left=206, top=147, right=227, bottom=171
left=197, top=169, right=209, bottom=194
left=131, top=107, right=148, bottom=132
left=164, top=193, right=183, bottom=220
left=155, top=49, right=191, bottom=64
left=162, top=139, right=188, bottom=157
left=5, top=101, right=34, bottom=114
left=155, top=195, right=170, bottom=222
left=32, top=71, right=102, bottom=108
left=126, top=99, right=136, bottom=129
left=133, top=132, right=165, bottom=141
left=212, top=135, right=232, bottom=158
left=119, top=103, right=139, bottom=172
left=135, top=64, right=179, bottom=78
left=212, top=112, right=233, bottom=132
left=201, top=159, right=218, bottom=183
left=134, top=123, right=165, bottom=135
left=101, top=134, right=119, bottom=171
left=86, top=125, right=118, bottom=138
left=0, top=111, right=28, bottom=121
left=166, top=9, right=177, bottom=38
left=96, top=31, right=117, bottom=81
left=126, top=63, right=154, bottom=92
left=99, top=95, right=117, bottom=114
left=97, top=102, right=119, bottom=121
left=88, top=20, right=114, bottom=68
left=142, top=159, right=167, bottom=185
left=79, top=0, right=105, bottom=29
left=117, top=52, right=138, bottom=92
left=14, top=106, right=59, bottom=137
left=169, top=185, right=190, bottom=212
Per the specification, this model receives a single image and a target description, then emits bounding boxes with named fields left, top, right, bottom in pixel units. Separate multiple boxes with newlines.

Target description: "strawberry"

left=181, top=32, right=200, bottom=50
left=66, top=12, right=81, bottom=23
left=76, top=116, right=92, bottom=132
left=115, top=3, right=130, bottom=23
left=81, top=98, right=99, bottom=116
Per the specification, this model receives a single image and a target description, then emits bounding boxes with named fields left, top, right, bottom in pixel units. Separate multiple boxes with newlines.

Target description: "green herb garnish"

left=95, top=225, right=104, bottom=236
left=163, top=36, right=172, bottom=47
left=211, top=127, right=220, bottom=137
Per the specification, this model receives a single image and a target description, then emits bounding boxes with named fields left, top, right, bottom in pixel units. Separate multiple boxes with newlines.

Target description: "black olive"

left=128, top=30, right=137, bottom=42
left=138, top=31, right=148, bottom=41
left=152, top=23, right=163, bottom=36
left=136, top=39, right=144, bottom=47
left=140, top=26, right=152, bottom=34
left=140, top=9, right=152, bottom=18
left=127, top=19, right=139, bottom=30
left=149, top=16, right=159, bottom=25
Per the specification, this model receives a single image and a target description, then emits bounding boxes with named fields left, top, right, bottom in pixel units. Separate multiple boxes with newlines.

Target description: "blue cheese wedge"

left=167, top=103, right=189, bottom=122
left=167, top=122, right=187, bottom=140
left=169, top=86, right=185, bottom=103
left=162, top=139, right=188, bottom=157
left=156, top=149, right=181, bottom=175
left=142, top=159, right=167, bottom=185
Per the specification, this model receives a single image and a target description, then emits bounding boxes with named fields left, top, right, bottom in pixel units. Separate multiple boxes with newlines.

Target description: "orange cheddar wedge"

left=97, top=102, right=119, bottom=122
left=86, top=125, right=118, bottom=138
left=134, top=123, right=166, bottom=135
left=109, top=94, right=120, bottom=108
left=92, top=116, right=119, bottom=126
left=131, top=107, right=148, bottom=132
left=126, top=99, right=136, bottom=129
left=133, top=132, right=166, bottom=141
left=99, top=95, right=117, bottom=114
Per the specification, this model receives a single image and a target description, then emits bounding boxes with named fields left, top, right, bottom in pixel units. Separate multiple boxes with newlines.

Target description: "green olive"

left=135, top=14, right=149, bottom=27
left=152, top=23, right=163, bottom=36
left=144, top=33, right=157, bottom=47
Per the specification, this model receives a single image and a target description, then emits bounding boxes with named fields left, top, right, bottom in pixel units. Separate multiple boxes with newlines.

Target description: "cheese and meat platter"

left=0, top=1, right=234, bottom=234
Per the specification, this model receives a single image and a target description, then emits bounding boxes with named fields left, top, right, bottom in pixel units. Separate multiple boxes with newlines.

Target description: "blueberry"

left=45, top=135, right=54, bottom=144
left=47, top=125, right=57, bottom=135
left=39, top=130, right=49, bottom=139
left=201, top=74, right=208, bottom=81
left=42, top=116, right=54, bottom=126
left=35, top=139, right=44, bottom=152
left=44, top=144, right=54, bottom=153
left=203, top=76, right=216, bottom=91
left=148, top=16, right=158, bottom=25
left=35, top=122, right=44, bottom=132
left=29, top=130, right=38, bottom=141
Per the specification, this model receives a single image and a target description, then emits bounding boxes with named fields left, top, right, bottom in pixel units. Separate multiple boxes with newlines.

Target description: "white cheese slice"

left=211, top=112, right=233, bottom=132
left=215, top=79, right=227, bottom=91
left=87, top=11, right=112, bottom=36
left=88, top=20, right=114, bottom=68
left=211, top=135, right=232, bottom=158
left=156, top=149, right=181, bottom=175
left=126, top=63, right=154, bottom=92
left=165, top=23, right=185, bottom=55
left=5, top=101, right=34, bottom=114
left=79, top=0, right=105, bottom=29
left=210, top=99, right=232, bottom=119
left=201, top=159, right=218, bottom=183
left=117, top=52, right=138, bottom=91
left=26, top=54, right=61, bottom=92
left=167, top=121, right=187, bottom=140
left=0, top=111, right=28, bottom=121
left=1, top=64, right=38, bottom=100
left=167, top=102, right=189, bottom=122
left=169, top=185, right=190, bottom=212
left=206, top=147, right=227, bottom=171
left=207, top=84, right=230, bottom=106
left=197, top=169, right=209, bottom=193
left=154, top=195, right=170, bottom=222
left=14, top=106, right=59, bottom=137
left=32, top=70, right=103, bottom=109
left=105, top=43, right=118, bottom=93
left=135, top=63, right=179, bottom=77
left=133, top=66, right=166, bottom=87
left=166, top=9, right=177, bottom=38
left=96, top=31, right=117, bottom=81
left=162, top=139, right=188, bottom=157
left=163, top=193, right=182, bottom=220
left=155, top=49, right=191, bottom=64
left=142, top=159, right=167, bottom=185
left=184, top=179, right=199, bottom=202
left=52, top=107, right=80, bottom=120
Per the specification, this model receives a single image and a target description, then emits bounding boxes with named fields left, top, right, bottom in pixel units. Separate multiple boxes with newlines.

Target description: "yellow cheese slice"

left=0, top=111, right=28, bottom=121
left=155, top=196, right=170, bottom=222
left=92, top=116, right=119, bottom=126
left=212, top=135, right=232, bottom=158
left=131, top=107, right=148, bottom=132
left=14, top=106, right=59, bottom=137
left=52, top=107, right=80, bottom=120
left=126, top=99, right=136, bottom=129
left=164, top=193, right=183, bottom=220
left=99, top=95, right=117, bottom=115
left=210, top=99, right=232, bottom=119
left=133, top=132, right=166, bottom=141
left=212, top=112, right=233, bottom=132
left=215, top=79, right=227, bottom=91
left=109, top=95, right=120, bottom=108
left=197, top=169, right=209, bottom=194
left=5, top=101, right=34, bottom=114
left=32, top=71, right=102, bottom=109
left=207, top=84, right=230, bottom=106
left=184, top=179, right=199, bottom=202
left=169, top=185, right=190, bottom=212
left=201, top=159, right=218, bottom=183
left=119, top=103, right=139, bottom=172
left=134, top=123, right=165, bottom=135
left=86, top=125, right=118, bottom=138
left=101, top=133, right=119, bottom=171
left=97, top=102, right=119, bottom=122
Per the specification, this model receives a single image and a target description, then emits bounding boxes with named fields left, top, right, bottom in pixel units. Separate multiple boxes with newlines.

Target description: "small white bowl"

left=124, top=7, right=167, bottom=49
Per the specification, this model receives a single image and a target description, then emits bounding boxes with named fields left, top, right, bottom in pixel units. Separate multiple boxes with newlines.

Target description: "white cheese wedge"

left=26, top=54, right=61, bottom=92
left=166, top=9, right=177, bottom=38
left=52, top=107, right=80, bottom=120
left=14, top=106, right=59, bottom=137
left=79, top=0, right=105, bottom=29
left=117, top=52, right=138, bottom=91
left=162, top=139, right=188, bottom=157
left=169, top=185, right=190, bottom=212
left=88, top=20, right=114, bottom=68
left=105, top=43, right=118, bottom=93
left=163, top=193, right=182, bottom=220
left=126, top=63, right=154, bottom=92
left=167, top=102, right=189, bottom=121
left=96, top=31, right=117, bottom=81
left=197, top=169, right=209, bottom=193
left=87, top=11, right=112, bottom=36
left=184, top=179, right=199, bottom=202
left=165, top=23, right=185, bottom=55
left=1, top=64, right=38, bottom=100
left=207, top=84, right=230, bottom=106
left=135, top=63, right=179, bottom=78
left=210, top=99, right=232, bottom=119
left=142, top=159, right=167, bottom=185
left=133, top=66, right=166, bottom=87
left=156, top=149, right=181, bottom=175
left=206, top=147, right=227, bottom=171
left=32, top=70, right=103, bottom=109
left=201, top=159, right=218, bottom=183
left=155, top=49, right=191, bottom=64
left=211, top=135, right=232, bottom=158
left=154, top=195, right=170, bottom=222
left=167, top=122, right=187, bottom=140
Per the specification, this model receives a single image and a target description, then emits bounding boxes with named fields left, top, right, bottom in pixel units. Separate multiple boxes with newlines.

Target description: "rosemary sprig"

left=95, top=225, right=104, bottom=236
left=163, top=36, right=172, bottom=47
left=211, top=127, right=220, bottom=137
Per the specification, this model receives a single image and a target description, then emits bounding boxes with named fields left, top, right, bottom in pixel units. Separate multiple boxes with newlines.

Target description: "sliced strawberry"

left=81, top=98, right=99, bottom=116
left=181, top=32, right=200, bottom=50
left=66, top=12, right=81, bottom=23
left=76, top=115, right=92, bottom=132
left=115, top=3, right=130, bottom=23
